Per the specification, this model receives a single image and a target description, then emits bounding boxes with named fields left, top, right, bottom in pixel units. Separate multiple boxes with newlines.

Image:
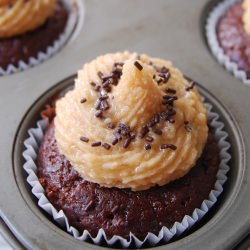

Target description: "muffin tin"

left=0, top=0, right=249, bottom=249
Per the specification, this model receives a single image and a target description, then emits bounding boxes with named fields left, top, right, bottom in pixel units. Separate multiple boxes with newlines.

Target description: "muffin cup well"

left=22, top=98, right=231, bottom=248
left=206, top=0, right=250, bottom=86
left=0, top=0, right=83, bottom=76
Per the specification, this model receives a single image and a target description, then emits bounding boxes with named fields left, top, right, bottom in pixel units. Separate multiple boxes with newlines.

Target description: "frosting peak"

left=243, top=0, right=250, bottom=35
left=0, top=0, right=56, bottom=38
left=112, top=59, right=162, bottom=129
left=55, top=52, right=208, bottom=191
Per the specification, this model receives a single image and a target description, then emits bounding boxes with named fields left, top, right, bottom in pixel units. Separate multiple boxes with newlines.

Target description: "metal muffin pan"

left=0, top=0, right=249, bottom=249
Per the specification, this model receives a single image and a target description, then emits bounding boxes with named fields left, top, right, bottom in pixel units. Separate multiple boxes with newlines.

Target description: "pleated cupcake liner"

left=0, top=0, right=83, bottom=76
left=23, top=98, right=231, bottom=248
left=206, top=0, right=250, bottom=86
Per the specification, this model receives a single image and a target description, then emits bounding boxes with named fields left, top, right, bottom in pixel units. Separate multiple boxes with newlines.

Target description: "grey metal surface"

left=0, top=0, right=249, bottom=249
left=0, top=219, right=23, bottom=250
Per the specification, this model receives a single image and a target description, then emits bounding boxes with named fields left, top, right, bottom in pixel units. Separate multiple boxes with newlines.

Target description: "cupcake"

left=0, top=0, right=69, bottom=75
left=206, top=0, right=250, bottom=85
left=23, top=52, right=230, bottom=247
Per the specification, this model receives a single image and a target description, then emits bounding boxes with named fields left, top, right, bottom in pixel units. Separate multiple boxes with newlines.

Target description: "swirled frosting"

left=243, top=0, right=250, bottom=35
left=0, top=0, right=56, bottom=38
left=55, top=52, right=208, bottom=191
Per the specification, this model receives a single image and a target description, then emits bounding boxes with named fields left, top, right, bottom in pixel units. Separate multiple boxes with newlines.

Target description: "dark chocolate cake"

left=217, top=1, right=250, bottom=78
left=0, top=2, right=68, bottom=70
left=37, top=121, right=219, bottom=240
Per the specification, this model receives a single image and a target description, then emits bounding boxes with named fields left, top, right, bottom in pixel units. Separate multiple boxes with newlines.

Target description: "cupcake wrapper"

left=0, top=0, right=84, bottom=76
left=23, top=98, right=231, bottom=248
left=206, top=0, right=250, bottom=86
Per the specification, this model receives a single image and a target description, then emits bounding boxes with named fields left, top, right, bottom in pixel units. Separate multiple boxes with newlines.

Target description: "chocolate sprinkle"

left=185, top=81, right=195, bottom=91
left=144, top=144, right=151, bottom=150
left=123, top=138, right=131, bottom=148
left=163, top=72, right=171, bottom=83
left=167, top=110, right=176, bottom=117
left=160, top=144, right=177, bottom=150
left=139, top=126, right=149, bottom=138
left=100, top=100, right=109, bottom=111
left=102, top=143, right=111, bottom=150
left=114, top=62, right=124, bottom=67
left=129, top=131, right=136, bottom=139
left=163, top=95, right=178, bottom=100
left=168, top=118, right=175, bottom=123
left=162, top=99, right=168, bottom=105
left=80, top=136, right=89, bottom=143
left=99, top=94, right=109, bottom=100
left=91, top=141, right=101, bottom=147
left=102, top=74, right=113, bottom=81
left=97, top=71, right=104, bottom=79
left=162, top=96, right=177, bottom=106
left=95, top=110, right=102, bottom=118
left=157, top=78, right=163, bottom=84
left=184, top=121, right=192, bottom=132
left=94, top=85, right=101, bottom=92
left=107, top=123, right=115, bottom=129
left=160, top=66, right=169, bottom=73
left=154, top=114, right=160, bottom=124
left=118, top=123, right=130, bottom=133
left=153, top=128, right=162, bottom=135
left=121, top=130, right=128, bottom=136
left=160, top=111, right=168, bottom=121
left=112, top=138, right=119, bottom=145
left=114, top=131, right=122, bottom=140
left=94, top=99, right=102, bottom=110
left=146, top=136, right=154, bottom=142
left=160, top=144, right=168, bottom=150
left=167, top=144, right=177, bottom=150
left=134, top=61, right=143, bottom=71
left=166, top=88, right=176, bottom=94
left=147, top=120, right=156, bottom=128
left=103, top=79, right=111, bottom=88
left=80, top=98, right=87, bottom=103
left=158, top=71, right=171, bottom=83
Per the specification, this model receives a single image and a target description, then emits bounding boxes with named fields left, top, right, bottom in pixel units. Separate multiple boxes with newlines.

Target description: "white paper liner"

left=206, top=0, right=250, bottom=86
left=22, top=99, right=231, bottom=248
left=0, top=0, right=83, bottom=76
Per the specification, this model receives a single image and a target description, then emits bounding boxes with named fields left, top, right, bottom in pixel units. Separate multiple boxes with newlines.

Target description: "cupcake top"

left=55, top=52, right=208, bottom=191
left=243, top=0, right=250, bottom=35
left=0, top=0, right=56, bottom=38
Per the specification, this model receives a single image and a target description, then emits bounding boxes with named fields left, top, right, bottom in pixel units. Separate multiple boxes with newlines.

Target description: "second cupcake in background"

left=206, top=0, right=250, bottom=85
left=0, top=0, right=72, bottom=75
left=22, top=51, right=231, bottom=248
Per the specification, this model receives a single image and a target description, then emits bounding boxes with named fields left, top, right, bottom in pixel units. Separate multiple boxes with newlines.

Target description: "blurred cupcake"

left=0, top=0, right=74, bottom=75
left=206, top=0, right=250, bottom=85
left=23, top=52, right=230, bottom=248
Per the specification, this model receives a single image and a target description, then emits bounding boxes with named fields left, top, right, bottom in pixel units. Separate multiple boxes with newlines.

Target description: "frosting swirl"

left=243, top=0, right=250, bottom=35
left=55, top=52, right=208, bottom=191
left=0, top=0, right=56, bottom=38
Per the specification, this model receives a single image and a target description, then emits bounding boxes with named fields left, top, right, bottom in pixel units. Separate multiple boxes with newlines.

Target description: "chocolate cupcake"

left=206, top=0, right=250, bottom=85
left=0, top=0, right=77, bottom=76
left=23, top=52, right=230, bottom=247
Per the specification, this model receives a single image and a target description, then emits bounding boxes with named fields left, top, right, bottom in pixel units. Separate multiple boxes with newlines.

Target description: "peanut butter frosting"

left=0, top=0, right=56, bottom=38
left=55, top=52, right=208, bottom=191
left=243, top=0, right=250, bottom=35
